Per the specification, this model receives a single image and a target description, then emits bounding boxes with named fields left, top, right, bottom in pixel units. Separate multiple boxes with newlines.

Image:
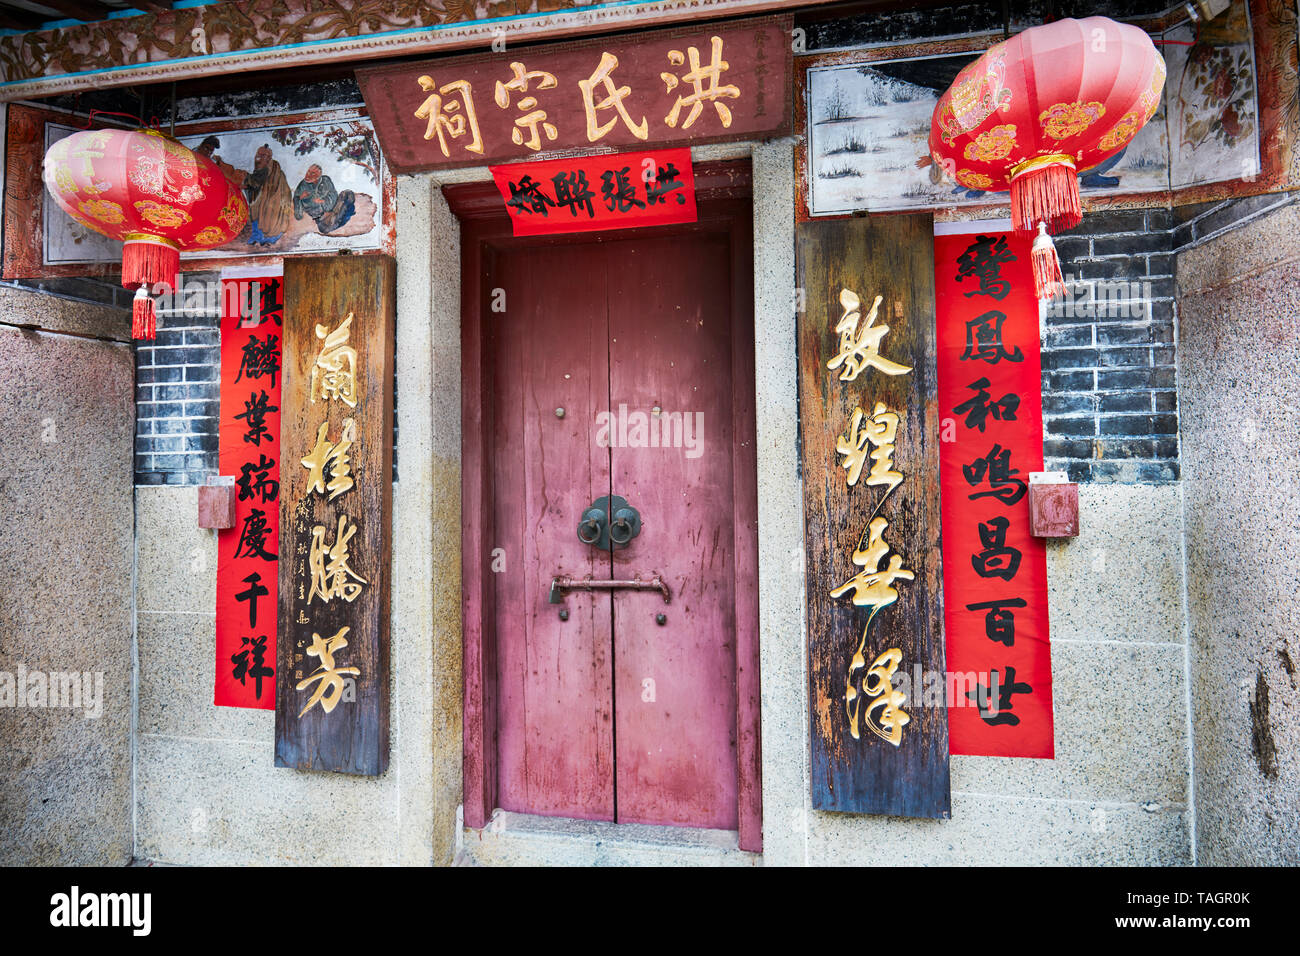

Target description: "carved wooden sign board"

left=275, top=255, right=395, bottom=776
left=797, top=214, right=952, bottom=818
left=354, top=15, right=792, bottom=174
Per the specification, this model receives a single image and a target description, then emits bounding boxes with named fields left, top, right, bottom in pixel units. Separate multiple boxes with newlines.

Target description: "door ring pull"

left=608, top=507, right=641, bottom=546
left=577, top=507, right=606, bottom=545
left=575, top=495, right=641, bottom=550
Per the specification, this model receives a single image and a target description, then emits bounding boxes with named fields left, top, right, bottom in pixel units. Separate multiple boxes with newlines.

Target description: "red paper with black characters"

left=490, top=148, right=697, bottom=236
left=935, top=225, right=1054, bottom=758
left=215, top=270, right=284, bottom=709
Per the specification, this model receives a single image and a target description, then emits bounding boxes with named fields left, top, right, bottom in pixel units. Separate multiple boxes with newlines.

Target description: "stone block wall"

left=1177, top=198, right=1300, bottom=866
left=0, top=288, right=134, bottom=865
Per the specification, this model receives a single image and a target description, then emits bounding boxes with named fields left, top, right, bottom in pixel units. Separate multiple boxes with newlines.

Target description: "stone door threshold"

left=455, top=809, right=761, bottom=867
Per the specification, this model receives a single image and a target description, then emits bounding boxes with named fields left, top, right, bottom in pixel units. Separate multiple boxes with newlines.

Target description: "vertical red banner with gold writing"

left=935, top=223, right=1054, bottom=758
left=215, top=267, right=284, bottom=709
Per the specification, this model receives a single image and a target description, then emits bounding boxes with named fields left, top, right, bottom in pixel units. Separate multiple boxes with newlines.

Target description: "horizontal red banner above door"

left=490, top=148, right=698, bottom=236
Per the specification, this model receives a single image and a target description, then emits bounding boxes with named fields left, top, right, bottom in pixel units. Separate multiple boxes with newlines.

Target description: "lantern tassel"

left=1031, top=221, right=1067, bottom=302
left=122, top=238, right=180, bottom=291
left=1010, top=159, right=1082, bottom=235
left=132, top=286, right=157, bottom=341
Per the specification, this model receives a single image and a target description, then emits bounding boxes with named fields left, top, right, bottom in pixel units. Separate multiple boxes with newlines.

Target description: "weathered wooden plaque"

left=355, top=15, right=792, bottom=174
left=797, top=215, right=950, bottom=817
left=276, top=255, right=394, bottom=775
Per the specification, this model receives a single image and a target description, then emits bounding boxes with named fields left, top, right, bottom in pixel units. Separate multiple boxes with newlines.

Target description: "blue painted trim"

left=0, top=0, right=641, bottom=70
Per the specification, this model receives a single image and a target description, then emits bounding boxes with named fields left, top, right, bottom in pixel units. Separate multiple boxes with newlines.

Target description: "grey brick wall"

left=1039, top=192, right=1299, bottom=483
left=134, top=301, right=221, bottom=486
left=134, top=274, right=398, bottom=486
left=1041, top=208, right=1179, bottom=483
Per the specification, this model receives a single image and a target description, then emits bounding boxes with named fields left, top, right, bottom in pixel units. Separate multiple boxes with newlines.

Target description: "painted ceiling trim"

left=0, top=0, right=827, bottom=99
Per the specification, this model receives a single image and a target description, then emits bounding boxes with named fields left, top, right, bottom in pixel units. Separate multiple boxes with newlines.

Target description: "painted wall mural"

left=176, top=118, right=386, bottom=258
left=805, top=51, right=1171, bottom=217
left=1165, top=2, right=1260, bottom=188
left=37, top=113, right=392, bottom=272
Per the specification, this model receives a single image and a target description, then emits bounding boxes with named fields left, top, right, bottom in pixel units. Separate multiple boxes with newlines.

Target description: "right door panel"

left=607, top=233, right=740, bottom=830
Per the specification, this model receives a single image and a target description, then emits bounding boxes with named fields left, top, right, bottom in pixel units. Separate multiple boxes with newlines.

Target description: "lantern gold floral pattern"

left=929, top=17, right=1165, bottom=234
left=929, top=17, right=1165, bottom=300
left=42, top=127, right=249, bottom=339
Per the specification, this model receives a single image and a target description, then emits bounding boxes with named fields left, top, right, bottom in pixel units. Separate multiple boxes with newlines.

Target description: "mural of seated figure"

left=293, top=164, right=356, bottom=236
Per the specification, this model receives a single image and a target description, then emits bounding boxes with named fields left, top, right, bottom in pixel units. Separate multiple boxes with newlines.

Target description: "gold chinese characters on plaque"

left=355, top=17, right=792, bottom=174
left=828, top=285, right=915, bottom=747
left=798, top=214, right=950, bottom=818
left=276, top=256, right=395, bottom=777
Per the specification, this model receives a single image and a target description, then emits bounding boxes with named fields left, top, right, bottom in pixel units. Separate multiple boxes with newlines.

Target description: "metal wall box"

left=1029, top=482, right=1079, bottom=538
left=197, top=481, right=237, bottom=530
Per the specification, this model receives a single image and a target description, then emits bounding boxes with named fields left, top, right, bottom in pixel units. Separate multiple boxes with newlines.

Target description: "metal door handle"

left=548, top=575, right=671, bottom=604
left=608, top=507, right=641, bottom=546
left=575, top=495, right=641, bottom=550
left=577, top=507, right=606, bottom=545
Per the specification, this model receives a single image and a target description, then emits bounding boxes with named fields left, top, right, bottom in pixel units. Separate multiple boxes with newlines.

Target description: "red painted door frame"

left=450, top=160, right=762, bottom=851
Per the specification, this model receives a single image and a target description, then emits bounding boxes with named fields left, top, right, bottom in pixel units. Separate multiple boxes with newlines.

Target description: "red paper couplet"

left=490, top=148, right=697, bottom=236
left=935, top=224, right=1054, bottom=758
left=215, top=269, right=284, bottom=709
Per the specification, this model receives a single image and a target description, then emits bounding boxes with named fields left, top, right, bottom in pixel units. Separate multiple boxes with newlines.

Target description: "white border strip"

left=934, top=218, right=1013, bottom=235
left=219, top=264, right=284, bottom=280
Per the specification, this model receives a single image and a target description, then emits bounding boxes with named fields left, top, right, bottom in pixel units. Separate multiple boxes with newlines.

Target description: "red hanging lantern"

left=929, top=17, right=1165, bottom=299
left=42, top=126, right=249, bottom=339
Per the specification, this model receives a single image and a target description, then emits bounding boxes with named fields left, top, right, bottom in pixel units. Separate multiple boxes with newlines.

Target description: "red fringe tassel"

left=122, top=240, right=176, bottom=340
left=1011, top=163, right=1082, bottom=236
left=121, top=240, right=179, bottom=291
left=132, top=291, right=157, bottom=340
left=1030, top=223, right=1067, bottom=302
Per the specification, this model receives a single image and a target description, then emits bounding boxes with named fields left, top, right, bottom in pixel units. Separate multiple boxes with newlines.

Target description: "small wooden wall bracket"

left=1028, top=472, right=1079, bottom=538
left=197, top=477, right=237, bottom=530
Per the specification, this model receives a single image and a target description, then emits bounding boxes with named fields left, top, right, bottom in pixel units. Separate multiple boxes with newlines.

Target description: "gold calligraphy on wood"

left=310, top=313, right=359, bottom=407
left=276, top=255, right=394, bottom=776
left=410, top=35, right=747, bottom=159
left=827, top=289, right=914, bottom=381
left=307, top=514, right=369, bottom=605
left=301, top=417, right=357, bottom=501
left=580, top=52, right=650, bottom=142
left=835, top=401, right=903, bottom=491
left=354, top=17, right=792, bottom=174
left=296, top=626, right=361, bottom=717
left=829, top=285, right=915, bottom=746
left=799, top=214, right=949, bottom=816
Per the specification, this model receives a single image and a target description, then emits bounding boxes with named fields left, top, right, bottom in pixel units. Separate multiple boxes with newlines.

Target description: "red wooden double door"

left=461, top=191, right=759, bottom=840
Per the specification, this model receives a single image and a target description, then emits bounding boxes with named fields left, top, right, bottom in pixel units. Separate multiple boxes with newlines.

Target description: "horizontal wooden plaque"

left=355, top=15, right=792, bottom=174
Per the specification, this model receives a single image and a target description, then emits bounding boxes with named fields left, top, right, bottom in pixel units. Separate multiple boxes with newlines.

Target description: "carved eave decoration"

left=0, top=0, right=834, bottom=101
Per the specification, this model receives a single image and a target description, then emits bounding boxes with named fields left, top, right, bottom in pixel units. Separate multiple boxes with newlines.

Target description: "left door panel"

left=490, top=242, right=616, bottom=821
